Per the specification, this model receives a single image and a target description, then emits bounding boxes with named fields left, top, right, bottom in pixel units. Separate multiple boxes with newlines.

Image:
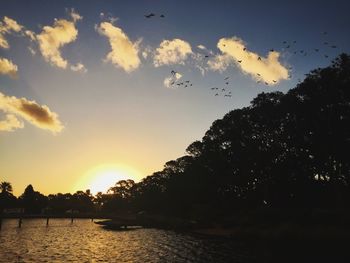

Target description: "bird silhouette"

left=222, top=88, right=225, bottom=91
left=215, top=93, right=219, bottom=96
left=257, top=57, right=261, bottom=60
left=225, top=82, right=229, bottom=85
left=314, top=49, right=319, bottom=52
left=160, top=14, right=165, bottom=18
left=237, top=60, right=242, bottom=63
left=224, top=77, right=229, bottom=80
left=257, top=73, right=261, bottom=76
left=145, top=13, right=155, bottom=18
left=243, top=47, right=247, bottom=51
left=273, top=80, right=277, bottom=83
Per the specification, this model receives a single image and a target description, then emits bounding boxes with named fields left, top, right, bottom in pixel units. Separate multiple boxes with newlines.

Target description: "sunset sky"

left=1, top=0, right=350, bottom=196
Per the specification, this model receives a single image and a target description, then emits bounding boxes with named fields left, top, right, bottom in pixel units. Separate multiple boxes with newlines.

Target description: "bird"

left=211, top=87, right=216, bottom=90
left=145, top=13, right=155, bottom=18
left=282, top=41, right=287, bottom=44
left=237, top=60, right=242, bottom=63
left=185, top=80, right=190, bottom=83
left=273, top=80, right=277, bottom=83
left=160, top=14, right=165, bottom=18
left=225, top=82, right=229, bottom=85
left=314, top=49, right=319, bottom=52
left=243, top=47, right=247, bottom=51
left=171, top=70, right=176, bottom=75
left=265, top=82, right=269, bottom=85
left=257, top=73, right=261, bottom=76
left=270, top=49, right=275, bottom=52
left=204, top=55, right=209, bottom=58
left=257, top=80, right=261, bottom=84
left=215, top=93, right=219, bottom=96
left=257, top=57, right=261, bottom=60
left=325, top=55, right=329, bottom=58
left=221, top=88, right=225, bottom=92
left=224, top=77, right=229, bottom=80
left=293, top=41, right=297, bottom=44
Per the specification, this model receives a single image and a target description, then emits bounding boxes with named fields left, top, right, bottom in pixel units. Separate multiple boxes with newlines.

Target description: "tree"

left=0, top=181, right=13, bottom=194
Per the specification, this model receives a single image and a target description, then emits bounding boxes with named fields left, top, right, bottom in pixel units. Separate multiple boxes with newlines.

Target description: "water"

left=0, top=219, right=254, bottom=263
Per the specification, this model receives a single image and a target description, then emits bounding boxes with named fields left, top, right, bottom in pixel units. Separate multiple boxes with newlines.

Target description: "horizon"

left=1, top=0, right=350, bottom=196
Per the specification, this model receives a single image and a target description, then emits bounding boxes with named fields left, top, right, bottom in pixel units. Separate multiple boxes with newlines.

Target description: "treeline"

left=1, top=54, right=350, bottom=217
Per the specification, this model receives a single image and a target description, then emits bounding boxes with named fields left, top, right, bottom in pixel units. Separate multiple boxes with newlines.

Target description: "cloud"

left=70, top=62, right=87, bottom=73
left=0, top=16, right=24, bottom=49
left=97, top=22, right=141, bottom=72
left=0, top=57, right=18, bottom=78
left=163, top=72, right=182, bottom=88
left=0, top=92, right=63, bottom=133
left=36, top=12, right=81, bottom=69
left=197, top=44, right=206, bottom=50
left=207, top=54, right=233, bottom=73
left=212, top=37, right=288, bottom=84
left=154, top=39, right=192, bottom=67
left=0, top=114, right=23, bottom=132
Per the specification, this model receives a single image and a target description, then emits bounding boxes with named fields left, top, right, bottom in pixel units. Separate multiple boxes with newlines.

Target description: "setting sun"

left=75, top=164, right=142, bottom=195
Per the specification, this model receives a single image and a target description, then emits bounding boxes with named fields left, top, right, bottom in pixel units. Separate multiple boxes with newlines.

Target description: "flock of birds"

left=144, top=13, right=340, bottom=99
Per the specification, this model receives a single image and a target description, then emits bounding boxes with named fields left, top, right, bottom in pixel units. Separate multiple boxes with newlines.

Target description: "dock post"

left=71, top=217, right=74, bottom=224
left=91, top=218, right=93, bottom=222
left=18, top=217, right=22, bottom=228
left=0, top=217, right=2, bottom=230
left=46, top=217, right=49, bottom=226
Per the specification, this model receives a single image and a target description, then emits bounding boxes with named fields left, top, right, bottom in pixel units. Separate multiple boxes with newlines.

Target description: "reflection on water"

left=0, top=219, right=253, bottom=262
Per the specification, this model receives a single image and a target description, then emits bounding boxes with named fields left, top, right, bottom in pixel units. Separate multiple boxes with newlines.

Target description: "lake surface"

left=0, top=219, right=254, bottom=262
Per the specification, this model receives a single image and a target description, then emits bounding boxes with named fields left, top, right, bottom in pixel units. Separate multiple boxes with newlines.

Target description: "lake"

left=0, top=219, right=254, bottom=262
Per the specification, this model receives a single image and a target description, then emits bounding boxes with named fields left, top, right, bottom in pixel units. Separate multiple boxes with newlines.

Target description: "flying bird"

left=145, top=13, right=155, bottom=18
left=160, top=14, right=165, bottom=18
left=224, top=77, right=229, bottom=80
left=225, top=82, right=229, bottom=85
left=257, top=57, right=261, bottom=60
left=215, top=93, right=219, bottom=96
left=171, top=70, right=176, bottom=75
left=237, top=60, right=242, bottom=63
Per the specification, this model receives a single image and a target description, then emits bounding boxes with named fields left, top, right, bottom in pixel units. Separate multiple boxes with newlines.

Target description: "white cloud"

left=212, top=37, right=289, bottom=84
left=207, top=54, right=233, bottom=73
left=97, top=21, right=141, bottom=72
left=36, top=11, right=81, bottom=69
left=154, top=38, right=192, bottom=67
left=163, top=72, right=182, bottom=88
left=0, top=57, right=18, bottom=78
left=0, top=16, right=24, bottom=49
left=0, top=92, right=64, bottom=133
left=0, top=114, right=23, bottom=132
left=70, top=62, right=87, bottom=73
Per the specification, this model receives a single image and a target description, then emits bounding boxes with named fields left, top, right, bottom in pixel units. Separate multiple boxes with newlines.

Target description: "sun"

left=76, top=164, right=141, bottom=195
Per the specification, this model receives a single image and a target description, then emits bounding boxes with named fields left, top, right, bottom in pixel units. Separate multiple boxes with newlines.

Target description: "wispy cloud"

left=0, top=57, right=18, bottom=78
left=0, top=92, right=64, bottom=133
left=36, top=11, right=83, bottom=70
left=0, top=114, right=23, bottom=132
left=154, top=39, right=192, bottom=67
left=210, top=37, right=288, bottom=84
left=70, top=62, right=87, bottom=73
left=97, top=21, right=141, bottom=72
left=163, top=72, right=182, bottom=88
left=0, top=16, right=24, bottom=49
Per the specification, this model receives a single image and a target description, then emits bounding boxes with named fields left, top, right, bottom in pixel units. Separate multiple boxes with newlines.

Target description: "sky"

left=1, top=0, right=350, bottom=196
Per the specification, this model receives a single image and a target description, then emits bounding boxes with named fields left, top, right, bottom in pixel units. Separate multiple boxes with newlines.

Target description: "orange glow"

left=74, top=163, right=142, bottom=195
